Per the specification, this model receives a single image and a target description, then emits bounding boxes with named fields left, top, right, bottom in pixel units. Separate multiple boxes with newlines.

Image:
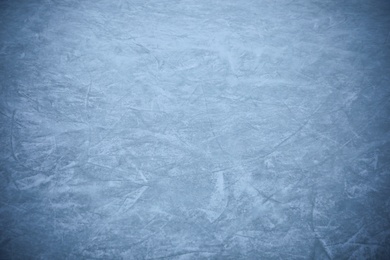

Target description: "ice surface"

left=1, top=0, right=390, bottom=259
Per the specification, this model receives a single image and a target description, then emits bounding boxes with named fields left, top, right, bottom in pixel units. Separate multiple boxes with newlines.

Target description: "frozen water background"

left=1, top=0, right=390, bottom=259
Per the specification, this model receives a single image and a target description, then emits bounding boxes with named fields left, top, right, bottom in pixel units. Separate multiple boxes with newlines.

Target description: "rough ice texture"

left=1, top=0, right=390, bottom=259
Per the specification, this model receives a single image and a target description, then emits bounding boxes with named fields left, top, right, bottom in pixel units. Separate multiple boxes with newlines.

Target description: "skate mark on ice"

left=253, top=187, right=281, bottom=204
left=10, top=110, right=19, bottom=163
left=86, top=161, right=148, bottom=184
left=247, top=96, right=329, bottom=162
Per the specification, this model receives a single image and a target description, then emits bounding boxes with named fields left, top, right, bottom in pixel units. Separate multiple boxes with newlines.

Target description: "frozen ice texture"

left=1, top=0, right=390, bottom=259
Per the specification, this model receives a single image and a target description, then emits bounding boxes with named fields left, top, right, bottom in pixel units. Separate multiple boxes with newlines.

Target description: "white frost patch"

left=16, top=173, right=53, bottom=190
left=202, top=171, right=227, bottom=223
left=96, top=186, right=149, bottom=216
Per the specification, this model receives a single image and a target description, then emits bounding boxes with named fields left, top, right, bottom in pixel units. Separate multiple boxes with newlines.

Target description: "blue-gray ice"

left=1, top=0, right=390, bottom=259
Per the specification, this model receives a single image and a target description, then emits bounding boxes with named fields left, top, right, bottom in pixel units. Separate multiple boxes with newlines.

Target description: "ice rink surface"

left=1, top=0, right=390, bottom=259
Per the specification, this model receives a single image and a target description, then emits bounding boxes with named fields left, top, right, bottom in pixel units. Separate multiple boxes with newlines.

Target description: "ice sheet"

left=1, top=0, right=390, bottom=259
